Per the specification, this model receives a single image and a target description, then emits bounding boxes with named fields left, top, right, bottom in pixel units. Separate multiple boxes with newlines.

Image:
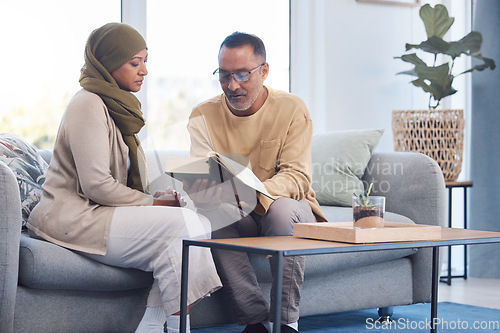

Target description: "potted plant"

left=393, top=3, right=495, bottom=181
left=352, top=183, right=385, bottom=229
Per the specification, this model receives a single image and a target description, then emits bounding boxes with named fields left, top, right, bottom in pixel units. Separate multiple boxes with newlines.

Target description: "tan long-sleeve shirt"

left=28, top=89, right=153, bottom=255
left=188, top=86, right=326, bottom=222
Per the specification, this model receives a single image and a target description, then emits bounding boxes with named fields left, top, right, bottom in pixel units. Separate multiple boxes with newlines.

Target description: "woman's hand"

left=153, top=187, right=186, bottom=207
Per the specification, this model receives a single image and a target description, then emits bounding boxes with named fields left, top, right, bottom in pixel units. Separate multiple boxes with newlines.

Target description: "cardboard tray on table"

left=293, top=222, right=442, bottom=244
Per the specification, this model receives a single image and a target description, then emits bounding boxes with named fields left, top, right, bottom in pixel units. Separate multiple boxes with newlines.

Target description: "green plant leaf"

left=399, top=56, right=450, bottom=85
left=414, top=63, right=450, bottom=86
left=420, top=4, right=454, bottom=38
left=408, top=62, right=455, bottom=102
left=353, top=183, right=376, bottom=207
left=411, top=77, right=457, bottom=104
left=406, top=36, right=451, bottom=55
left=366, top=183, right=373, bottom=196
left=476, top=55, right=496, bottom=70
left=458, top=55, right=496, bottom=75
left=430, top=79, right=457, bottom=100
left=395, top=3, right=495, bottom=108
left=447, top=32, right=482, bottom=59
left=411, top=78, right=442, bottom=99
left=396, top=69, right=418, bottom=77
left=398, top=53, right=427, bottom=66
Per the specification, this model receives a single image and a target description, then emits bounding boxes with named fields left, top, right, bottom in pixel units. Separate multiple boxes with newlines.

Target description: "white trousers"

left=82, top=205, right=221, bottom=315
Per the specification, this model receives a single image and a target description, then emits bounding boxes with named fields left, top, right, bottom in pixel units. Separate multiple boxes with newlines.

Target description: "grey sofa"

left=1, top=146, right=446, bottom=333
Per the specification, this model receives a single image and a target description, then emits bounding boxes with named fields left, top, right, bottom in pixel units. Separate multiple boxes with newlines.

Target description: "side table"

left=440, top=180, right=473, bottom=285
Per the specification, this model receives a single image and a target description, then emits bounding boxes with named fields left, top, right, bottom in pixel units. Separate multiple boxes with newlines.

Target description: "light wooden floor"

left=438, top=277, right=500, bottom=309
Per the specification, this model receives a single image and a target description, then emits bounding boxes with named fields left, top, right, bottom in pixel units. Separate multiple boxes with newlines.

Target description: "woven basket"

left=392, top=109, right=465, bottom=181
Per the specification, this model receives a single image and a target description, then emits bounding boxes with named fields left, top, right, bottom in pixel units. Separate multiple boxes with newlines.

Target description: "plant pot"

left=352, top=196, right=385, bottom=228
left=392, top=109, right=465, bottom=181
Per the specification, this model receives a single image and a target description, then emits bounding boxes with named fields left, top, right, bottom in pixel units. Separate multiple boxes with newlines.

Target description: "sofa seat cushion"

left=19, top=232, right=153, bottom=291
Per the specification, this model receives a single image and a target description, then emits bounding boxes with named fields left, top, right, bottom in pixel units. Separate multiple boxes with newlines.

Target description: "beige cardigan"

left=28, top=89, right=153, bottom=255
left=188, top=87, right=326, bottom=222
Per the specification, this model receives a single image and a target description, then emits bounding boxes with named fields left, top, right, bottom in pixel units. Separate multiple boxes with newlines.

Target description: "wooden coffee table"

left=180, top=228, right=500, bottom=333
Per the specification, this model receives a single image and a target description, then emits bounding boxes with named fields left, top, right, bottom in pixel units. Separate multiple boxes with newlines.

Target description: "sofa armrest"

left=362, top=152, right=446, bottom=303
left=0, top=161, right=22, bottom=333
left=363, top=152, right=446, bottom=227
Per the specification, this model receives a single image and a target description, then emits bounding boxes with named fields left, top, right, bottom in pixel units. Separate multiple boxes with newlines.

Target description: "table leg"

left=272, top=251, right=283, bottom=333
left=441, top=184, right=471, bottom=283
left=431, top=246, right=440, bottom=333
left=180, top=241, right=190, bottom=333
left=463, top=187, right=468, bottom=280
left=445, top=187, right=453, bottom=285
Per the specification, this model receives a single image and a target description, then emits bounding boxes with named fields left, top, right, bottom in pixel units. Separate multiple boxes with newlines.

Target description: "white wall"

left=290, top=0, right=474, bottom=276
left=291, top=0, right=471, bottom=157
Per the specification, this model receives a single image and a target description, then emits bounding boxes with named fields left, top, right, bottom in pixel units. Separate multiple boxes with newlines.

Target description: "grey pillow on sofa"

left=311, top=129, right=384, bottom=206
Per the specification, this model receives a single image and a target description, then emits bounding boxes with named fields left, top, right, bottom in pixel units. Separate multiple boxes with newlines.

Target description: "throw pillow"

left=0, top=133, right=48, bottom=228
left=311, top=129, right=384, bottom=207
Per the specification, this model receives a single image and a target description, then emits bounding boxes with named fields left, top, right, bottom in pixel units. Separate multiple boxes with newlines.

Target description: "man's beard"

left=225, top=86, right=262, bottom=111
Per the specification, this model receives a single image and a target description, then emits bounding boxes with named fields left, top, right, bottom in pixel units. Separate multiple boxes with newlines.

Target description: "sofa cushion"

left=0, top=134, right=48, bottom=228
left=18, top=233, right=153, bottom=291
left=311, top=129, right=383, bottom=207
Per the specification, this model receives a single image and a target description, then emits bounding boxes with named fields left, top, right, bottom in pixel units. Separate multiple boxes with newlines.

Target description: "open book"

left=164, top=152, right=274, bottom=200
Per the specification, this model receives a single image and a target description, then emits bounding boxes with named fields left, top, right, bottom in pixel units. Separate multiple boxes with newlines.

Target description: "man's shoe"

left=280, top=325, right=299, bottom=333
left=241, top=322, right=269, bottom=333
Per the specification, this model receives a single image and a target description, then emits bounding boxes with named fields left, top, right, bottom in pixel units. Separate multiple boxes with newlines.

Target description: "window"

left=0, top=0, right=121, bottom=148
left=1, top=1, right=288, bottom=151
left=143, top=0, right=290, bottom=150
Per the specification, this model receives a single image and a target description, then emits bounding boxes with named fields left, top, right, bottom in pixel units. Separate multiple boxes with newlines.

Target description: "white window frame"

left=121, top=0, right=148, bottom=140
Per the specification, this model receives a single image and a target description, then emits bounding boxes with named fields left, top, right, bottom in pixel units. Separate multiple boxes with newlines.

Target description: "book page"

left=165, top=153, right=274, bottom=200
left=213, top=153, right=274, bottom=200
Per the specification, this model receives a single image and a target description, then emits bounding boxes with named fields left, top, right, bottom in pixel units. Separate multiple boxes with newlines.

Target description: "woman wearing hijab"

left=27, top=23, right=221, bottom=333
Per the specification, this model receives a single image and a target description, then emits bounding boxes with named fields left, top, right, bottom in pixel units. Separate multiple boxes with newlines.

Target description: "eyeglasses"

left=213, top=63, right=265, bottom=83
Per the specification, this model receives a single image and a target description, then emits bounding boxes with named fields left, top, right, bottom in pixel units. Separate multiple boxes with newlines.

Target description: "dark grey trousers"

left=203, top=197, right=315, bottom=325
